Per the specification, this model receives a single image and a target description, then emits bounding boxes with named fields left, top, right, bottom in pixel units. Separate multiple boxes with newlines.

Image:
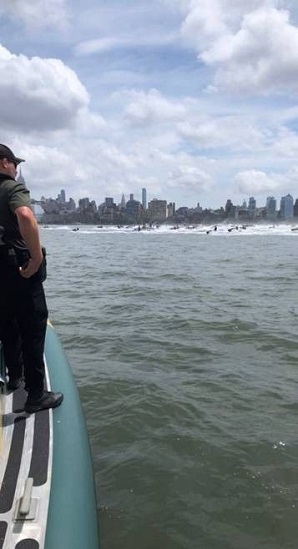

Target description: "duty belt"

left=0, top=247, right=18, bottom=266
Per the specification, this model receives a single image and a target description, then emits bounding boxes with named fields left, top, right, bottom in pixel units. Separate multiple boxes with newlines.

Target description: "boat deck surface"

left=0, top=325, right=100, bottom=549
left=0, top=381, right=52, bottom=549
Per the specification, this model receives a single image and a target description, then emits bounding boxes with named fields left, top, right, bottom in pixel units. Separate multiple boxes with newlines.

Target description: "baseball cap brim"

left=0, top=144, right=25, bottom=164
left=12, top=157, right=25, bottom=164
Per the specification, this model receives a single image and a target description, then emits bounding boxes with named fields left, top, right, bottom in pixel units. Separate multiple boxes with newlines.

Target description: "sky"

left=1, top=0, right=298, bottom=209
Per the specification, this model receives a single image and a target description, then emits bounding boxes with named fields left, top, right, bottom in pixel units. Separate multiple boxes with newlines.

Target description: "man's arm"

left=15, top=206, right=43, bottom=278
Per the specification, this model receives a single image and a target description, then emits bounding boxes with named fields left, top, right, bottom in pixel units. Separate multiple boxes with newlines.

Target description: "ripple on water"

left=42, top=230, right=298, bottom=549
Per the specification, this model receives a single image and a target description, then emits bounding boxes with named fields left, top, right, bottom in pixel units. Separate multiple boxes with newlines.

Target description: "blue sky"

left=1, top=0, right=298, bottom=209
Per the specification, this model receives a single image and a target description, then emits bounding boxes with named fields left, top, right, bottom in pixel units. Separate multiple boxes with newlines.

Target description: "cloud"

left=75, top=37, right=130, bottom=56
left=0, top=0, right=69, bottom=30
left=271, top=127, right=298, bottom=158
left=167, top=165, right=213, bottom=193
left=181, top=0, right=228, bottom=50
left=234, top=169, right=280, bottom=195
left=71, top=0, right=182, bottom=58
left=122, top=89, right=267, bottom=153
left=178, top=115, right=265, bottom=150
left=74, top=33, right=177, bottom=56
left=181, top=2, right=298, bottom=96
left=124, top=89, right=186, bottom=126
left=0, top=44, right=90, bottom=131
left=180, top=0, right=265, bottom=50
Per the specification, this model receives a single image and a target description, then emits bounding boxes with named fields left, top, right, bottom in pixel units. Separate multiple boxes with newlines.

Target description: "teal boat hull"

left=44, top=324, right=99, bottom=548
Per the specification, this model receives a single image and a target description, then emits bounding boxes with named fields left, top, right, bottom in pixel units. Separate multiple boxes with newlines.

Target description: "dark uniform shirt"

left=0, top=174, right=48, bottom=397
left=0, top=173, right=31, bottom=249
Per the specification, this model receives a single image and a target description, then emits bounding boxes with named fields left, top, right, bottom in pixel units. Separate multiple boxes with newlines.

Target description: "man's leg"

left=17, top=279, right=47, bottom=396
left=0, top=269, right=23, bottom=389
left=1, top=317, right=23, bottom=384
left=14, top=274, right=63, bottom=413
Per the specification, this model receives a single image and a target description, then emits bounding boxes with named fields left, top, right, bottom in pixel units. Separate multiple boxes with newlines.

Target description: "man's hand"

left=19, top=257, right=42, bottom=278
left=15, top=206, right=44, bottom=279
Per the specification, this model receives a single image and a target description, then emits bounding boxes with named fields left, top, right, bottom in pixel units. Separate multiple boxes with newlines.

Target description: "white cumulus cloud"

left=0, top=0, right=69, bottom=29
left=0, top=45, right=90, bottom=131
left=124, top=89, right=186, bottom=126
left=168, top=165, right=213, bottom=192
left=234, top=169, right=279, bottom=195
left=181, top=1, right=298, bottom=96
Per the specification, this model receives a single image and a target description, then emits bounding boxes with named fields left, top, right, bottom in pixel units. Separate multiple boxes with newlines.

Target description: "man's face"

left=0, top=158, right=18, bottom=178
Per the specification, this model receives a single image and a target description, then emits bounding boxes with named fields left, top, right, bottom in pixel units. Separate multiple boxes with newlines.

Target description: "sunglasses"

left=1, top=158, right=19, bottom=168
left=0, top=157, right=18, bottom=166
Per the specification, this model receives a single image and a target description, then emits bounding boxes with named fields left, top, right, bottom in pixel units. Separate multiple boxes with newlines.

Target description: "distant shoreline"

left=40, top=219, right=298, bottom=227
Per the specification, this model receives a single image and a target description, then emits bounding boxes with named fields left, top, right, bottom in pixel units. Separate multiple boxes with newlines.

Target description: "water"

left=41, top=225, right=298, bottom=549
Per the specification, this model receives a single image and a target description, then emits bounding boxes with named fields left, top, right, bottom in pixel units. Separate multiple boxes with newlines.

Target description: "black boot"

left=25, top=390, right=64, bottom=414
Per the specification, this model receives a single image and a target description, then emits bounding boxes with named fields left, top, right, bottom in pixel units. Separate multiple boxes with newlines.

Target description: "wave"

left=41, top=222, right=298, bottom=236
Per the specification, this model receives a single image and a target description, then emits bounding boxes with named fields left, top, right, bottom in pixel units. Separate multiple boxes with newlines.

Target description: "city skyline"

left=3, top=2, right=298, bottom=207
left=37, top=184, right=297, bottom=217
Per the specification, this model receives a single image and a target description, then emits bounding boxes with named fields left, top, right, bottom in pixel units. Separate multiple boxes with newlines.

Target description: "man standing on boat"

left=0, top=144, right=63, bottom=413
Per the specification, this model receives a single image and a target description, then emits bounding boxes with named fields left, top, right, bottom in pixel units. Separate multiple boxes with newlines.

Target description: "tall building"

left=68, top=197, right=76, bottom=212
left=125, top=196, right=142, bottom=219
left=225, top=199, right=233, bottom=215
left=266, top=196, right=277, bottom=219
left=17, top=167, right=26, bottom=187
left=248, top=196, right=256, bottom=219
left=142, top=188, right=147, bottom=210
left=99, top=197, right=115, bottom=221
left=280, top=194, right=294, bottom=218
left=167, top=202, right=175, bottom=217
left=78, top=197, right=90, bottom=211
left=148, top=199, right=167, bottom=220
left=105, top=197, right=114, bottom=208
left=120, top=194, right=126, bottom=209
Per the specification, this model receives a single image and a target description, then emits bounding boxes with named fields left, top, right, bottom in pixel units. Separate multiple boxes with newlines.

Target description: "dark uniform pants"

left=0, top=264, right=48, bottom=395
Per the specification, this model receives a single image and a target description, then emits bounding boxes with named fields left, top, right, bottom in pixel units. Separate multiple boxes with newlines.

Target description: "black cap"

left=0, top=144, right=25, bottom=164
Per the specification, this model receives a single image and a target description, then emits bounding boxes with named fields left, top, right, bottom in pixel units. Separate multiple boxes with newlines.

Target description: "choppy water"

left=41, top=225, right=298, bottom=549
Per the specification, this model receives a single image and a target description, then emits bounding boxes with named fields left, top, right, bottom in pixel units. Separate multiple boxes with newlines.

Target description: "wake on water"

left=41, top=222, right=298, bottom=236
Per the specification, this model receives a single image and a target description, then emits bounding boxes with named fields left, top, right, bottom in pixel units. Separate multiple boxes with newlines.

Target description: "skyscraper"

left=17, top=167, right=26, bottom=187
left=266, top=196, right=277, bottom=219
left=148, top=199, right=167, bottom=220
left=248, top=196, right=256, bottom=219
left=120, top=194, right=126, bottom=209
left=142, top=188, right=147, bottom=210
left=280, top=194, right=294, bottom=218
